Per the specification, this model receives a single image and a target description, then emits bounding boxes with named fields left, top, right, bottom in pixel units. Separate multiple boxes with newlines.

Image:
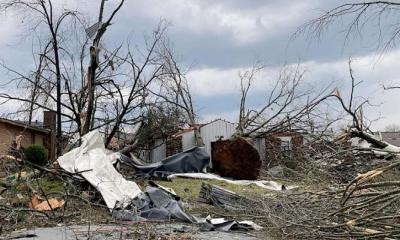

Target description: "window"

left=279, top=137, right=293, bottom=160
left=281, top=140, right=291, bottom=151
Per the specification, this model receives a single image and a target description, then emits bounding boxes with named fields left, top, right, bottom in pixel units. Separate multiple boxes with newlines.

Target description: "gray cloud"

left=1, top=0, right=400, bottom=129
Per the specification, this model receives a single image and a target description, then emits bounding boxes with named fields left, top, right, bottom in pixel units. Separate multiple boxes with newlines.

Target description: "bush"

left=24, top=144, right=48, bottom=166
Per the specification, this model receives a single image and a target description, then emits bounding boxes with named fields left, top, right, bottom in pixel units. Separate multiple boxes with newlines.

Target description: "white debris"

left=168, top=172, right=297, bottom=191
left=57, top=130, right=142, bottom=209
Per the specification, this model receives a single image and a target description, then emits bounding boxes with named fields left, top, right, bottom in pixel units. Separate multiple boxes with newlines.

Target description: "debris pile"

left=250, top=160, right=400, bottom=239
left=198, top=183, right=259, bottom=210
left=57, top=131, right=264, bottom=231
left=3, top=128, right=400, bottom=239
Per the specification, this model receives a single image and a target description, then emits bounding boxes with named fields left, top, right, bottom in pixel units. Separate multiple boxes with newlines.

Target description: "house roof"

left=0, top=118, right=51, bottom=134
left=375, top=132, right=400, bottom=147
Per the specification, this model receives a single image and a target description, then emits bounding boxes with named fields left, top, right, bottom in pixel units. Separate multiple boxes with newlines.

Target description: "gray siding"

left=139, top=139, right=166, bottom=163
left=150, top=139, right=166, bottom=162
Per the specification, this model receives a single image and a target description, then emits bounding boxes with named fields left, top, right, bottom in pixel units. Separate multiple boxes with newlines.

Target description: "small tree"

left=24, top=144, right=49, bottom=166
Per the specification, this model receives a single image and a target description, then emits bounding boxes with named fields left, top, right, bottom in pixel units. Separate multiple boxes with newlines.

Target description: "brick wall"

left=264, top=132, right=304, bottom=169
left=0, top=122, right=48, bottom=156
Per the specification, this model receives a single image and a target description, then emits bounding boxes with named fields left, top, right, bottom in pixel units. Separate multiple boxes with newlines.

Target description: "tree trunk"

left=82, top=46, right=98, bottom=135
left=52, top=38, right=62, bottom=156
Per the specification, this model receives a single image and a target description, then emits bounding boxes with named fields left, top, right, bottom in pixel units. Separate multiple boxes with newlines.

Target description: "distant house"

left=0, top=111, right=56, bottom=159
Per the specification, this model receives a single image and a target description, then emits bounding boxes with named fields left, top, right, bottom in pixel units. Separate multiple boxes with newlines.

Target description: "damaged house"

left=138, top=119, right=305, bottom=168
left=139, top=119, right=237, bottom=163
left=262, top=132, right=304, bottom=169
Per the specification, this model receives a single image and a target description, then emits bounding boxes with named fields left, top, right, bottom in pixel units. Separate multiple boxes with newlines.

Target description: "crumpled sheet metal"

left=118, top=147, right=210, bottom=179
left=136, top=184, right=194, bottom=222
left=112, top=184, right=194, bottom=223
left=168, top=173, right=297, bottom=191
left=201, top=217, right=263, bottom=231
left=113, top=184, right=262, bottom=231
left=57, top=130, right=142, bottom=209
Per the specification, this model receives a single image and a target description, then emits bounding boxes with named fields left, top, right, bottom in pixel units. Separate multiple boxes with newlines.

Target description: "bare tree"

left=293, top=1, right=400, bottom=151
left=237, top=62, right=264, bottom=136
left=296, top=1, right=400, bottom=89
left=0, top=0, right=202, bottom=159
left=235, top=63, right=334, bottom=138
left=148, top=39, right=202, bottom=146
left=102, top=23, right=171, bottom=147
left=1, top=0, right=80, bottom=155
left=332, top=60, right=400, bottom=151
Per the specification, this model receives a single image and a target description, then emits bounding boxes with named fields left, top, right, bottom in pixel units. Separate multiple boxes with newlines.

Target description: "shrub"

left=24, top=144, right=48, bottom=166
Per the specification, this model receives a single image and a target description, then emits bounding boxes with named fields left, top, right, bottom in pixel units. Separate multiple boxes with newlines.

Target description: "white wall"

left=181, top=130, right=195, bottom=151
left=254, top=138, right=266, bottom=161
left=200, top=119, right=237, bottom=157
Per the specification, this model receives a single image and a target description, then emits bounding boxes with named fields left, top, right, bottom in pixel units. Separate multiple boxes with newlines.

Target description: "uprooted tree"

left=210, top=62, right=337, bottom=179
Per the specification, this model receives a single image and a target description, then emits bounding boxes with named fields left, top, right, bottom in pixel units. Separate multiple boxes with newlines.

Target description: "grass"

left=152, top=177, right=280, bottom=218
left=35, top=177, right=64, bottom=193
left=154, top=178, right=275, bottom=202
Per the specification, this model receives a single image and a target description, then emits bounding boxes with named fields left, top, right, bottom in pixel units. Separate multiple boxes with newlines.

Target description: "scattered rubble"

left=198, top=183, right=259, bottom=210
left=2, top=128, right=400, bottom=239
left=56, top=131, right=264, bottom=232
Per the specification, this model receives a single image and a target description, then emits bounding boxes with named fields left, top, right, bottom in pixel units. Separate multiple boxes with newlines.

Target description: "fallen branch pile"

left=197, top=157, right=400, bottom=239
left=256, top=160, right=400, bottom=239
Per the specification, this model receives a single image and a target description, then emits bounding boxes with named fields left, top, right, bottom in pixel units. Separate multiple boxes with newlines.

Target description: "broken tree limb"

left=350, top=130, right=388, bottom=149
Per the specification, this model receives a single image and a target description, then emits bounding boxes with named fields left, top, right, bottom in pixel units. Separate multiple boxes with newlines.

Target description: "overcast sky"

left=1, top=0, right=400, bottom=130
